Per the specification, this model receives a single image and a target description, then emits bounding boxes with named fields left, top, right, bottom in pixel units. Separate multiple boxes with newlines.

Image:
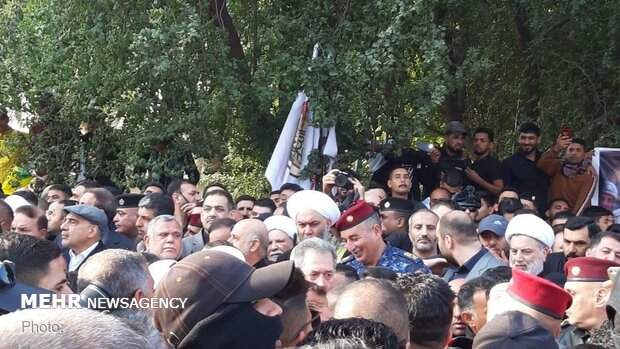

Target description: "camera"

left=334, top=171, right=354, bottom=189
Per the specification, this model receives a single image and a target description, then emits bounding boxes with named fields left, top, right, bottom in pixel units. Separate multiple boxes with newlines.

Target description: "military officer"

left=558, top=257, right=620, bottom=347
left=336, top=200, right=429, bottom=276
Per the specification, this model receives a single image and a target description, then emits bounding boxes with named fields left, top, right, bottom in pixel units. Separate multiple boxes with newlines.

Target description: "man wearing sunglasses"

left=452, top=185, right=481, bottom=222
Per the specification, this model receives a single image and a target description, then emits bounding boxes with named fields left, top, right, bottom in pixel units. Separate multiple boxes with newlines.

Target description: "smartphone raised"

left=559, top=126, right=574, bottom=139
left=417, top=142, right=434, bottom=153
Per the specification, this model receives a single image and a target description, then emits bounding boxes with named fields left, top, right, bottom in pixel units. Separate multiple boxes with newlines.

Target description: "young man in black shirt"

left=465, top=127, right=503, bottom=195
left=501, top=123, right=549, bottom=217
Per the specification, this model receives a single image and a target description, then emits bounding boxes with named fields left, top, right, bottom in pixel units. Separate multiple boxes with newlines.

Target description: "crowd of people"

left=0, top=120, right=620, bottom=348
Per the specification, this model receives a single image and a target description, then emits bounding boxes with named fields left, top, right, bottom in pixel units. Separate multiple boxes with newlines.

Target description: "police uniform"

left=113, top=193, right=145, bottom=251
left=341, top=242, right=429, bottom=276
left=336, top=200, right=430, bottom=276
left=557, top=257, right=620, bottom=348
left=379, top=197, right=415, bottom=252
left=558, top=320, right=588, bottom=347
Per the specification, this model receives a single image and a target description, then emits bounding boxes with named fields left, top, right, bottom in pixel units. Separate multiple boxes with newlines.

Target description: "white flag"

left=265, top=92, right=337, bottom=190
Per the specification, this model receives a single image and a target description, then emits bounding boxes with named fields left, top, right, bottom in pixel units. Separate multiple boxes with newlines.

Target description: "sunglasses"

left=457, top=206, right=479, bottom=213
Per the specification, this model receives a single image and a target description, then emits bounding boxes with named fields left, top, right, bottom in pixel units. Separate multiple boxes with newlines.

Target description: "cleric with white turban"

left=286, top=190, right=340, bottom=241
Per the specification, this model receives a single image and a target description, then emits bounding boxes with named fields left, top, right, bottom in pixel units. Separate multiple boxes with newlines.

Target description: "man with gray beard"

left=77, top=249, right=165, bottom=349
left=287, top=190, right=341, bottom=242
left=505, top=214, right=554, bottom=277
left=276, top=190, right=341, bottom=262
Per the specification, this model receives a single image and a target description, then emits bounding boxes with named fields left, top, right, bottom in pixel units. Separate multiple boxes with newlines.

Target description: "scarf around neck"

left=562, top=158, right=591, bottom=179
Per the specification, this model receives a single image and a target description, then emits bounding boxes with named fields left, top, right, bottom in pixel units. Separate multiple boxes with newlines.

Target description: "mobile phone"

left=559, top=126, right=573, bottom=138
left=417, top=142, right=434, bottom=153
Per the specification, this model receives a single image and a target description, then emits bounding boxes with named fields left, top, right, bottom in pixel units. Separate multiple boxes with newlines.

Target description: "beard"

left=447, top=144, right=463, bottom=156
left=415, top=237, right=435, bottom=253
left=518, top=145, right=535, bottom=155
left=565, top=251, right=579, bottom=259
left=511, top=255, right=545, bottom=276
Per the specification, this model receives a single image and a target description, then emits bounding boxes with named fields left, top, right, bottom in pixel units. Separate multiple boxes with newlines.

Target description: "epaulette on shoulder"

left=402, top=252, right=417, bottom=261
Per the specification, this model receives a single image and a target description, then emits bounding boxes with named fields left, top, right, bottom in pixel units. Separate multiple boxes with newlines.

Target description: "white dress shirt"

left=68, top=241, right=100, bottom=272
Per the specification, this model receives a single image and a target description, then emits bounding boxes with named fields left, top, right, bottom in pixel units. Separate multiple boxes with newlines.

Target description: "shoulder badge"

left=403, top=252, right=417, bottom=260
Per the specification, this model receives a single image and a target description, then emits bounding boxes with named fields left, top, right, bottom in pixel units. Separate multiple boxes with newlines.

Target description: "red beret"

left=507, top=269, right=572, bottom=320
left=564, top=257, right=620, bottom=282
left=335, top=200, right=376, bottom=232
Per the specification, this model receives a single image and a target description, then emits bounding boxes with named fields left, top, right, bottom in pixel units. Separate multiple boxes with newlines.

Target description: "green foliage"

left=0, top=0, right=618, bottom=190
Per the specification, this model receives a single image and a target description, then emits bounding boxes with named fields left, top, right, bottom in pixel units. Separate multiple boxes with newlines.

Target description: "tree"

left=0, top=0, right=617, bottom=197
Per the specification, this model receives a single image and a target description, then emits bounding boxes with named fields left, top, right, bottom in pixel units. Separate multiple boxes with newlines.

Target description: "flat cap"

left=64, top=205, right=108, bottom=231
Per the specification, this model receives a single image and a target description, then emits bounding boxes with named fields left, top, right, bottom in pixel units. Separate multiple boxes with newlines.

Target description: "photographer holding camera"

left=322, top=169, right=365, bottom=211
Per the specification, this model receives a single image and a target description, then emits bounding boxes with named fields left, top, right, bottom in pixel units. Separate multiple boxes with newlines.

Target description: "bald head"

left=438, top=210, right=478, bottom=244
left=334, top=278, right=409, bottom=343
left=228, top=219, right=269, bottom=265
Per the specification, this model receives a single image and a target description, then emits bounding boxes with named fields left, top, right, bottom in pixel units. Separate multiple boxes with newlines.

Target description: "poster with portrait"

left=591, top=148, right=620, bottom=223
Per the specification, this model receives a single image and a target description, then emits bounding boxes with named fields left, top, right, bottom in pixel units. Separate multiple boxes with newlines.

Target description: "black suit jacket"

left=541, top=251, right=567, bottom=276
left=102, top=222, right=135, bottom=251
left=63, top=241, right=106, bottom=292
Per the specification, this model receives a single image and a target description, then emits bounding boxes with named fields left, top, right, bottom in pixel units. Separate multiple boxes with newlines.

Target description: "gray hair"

left=77, top=249, right=149, bottom=298
left=291, top=237, right=336, bottom=269
left=0, top=308, right=149, bottom=348
left=361, top=212, right=381, bottom=230
left=146, top=214, right=181, bottom=237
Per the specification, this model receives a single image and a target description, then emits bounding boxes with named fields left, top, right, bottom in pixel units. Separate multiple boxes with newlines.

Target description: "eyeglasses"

left=289, top=309, right=321, bottom=344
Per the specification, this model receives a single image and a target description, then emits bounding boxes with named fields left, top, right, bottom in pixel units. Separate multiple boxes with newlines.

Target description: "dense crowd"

left=1, top=120, right=620, bottom=349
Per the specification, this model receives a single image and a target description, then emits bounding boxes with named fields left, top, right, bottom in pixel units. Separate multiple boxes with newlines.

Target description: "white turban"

left=505, top=214, right=555, bottom=248
left=4, top=195, right=31, bottom=212
left=286, top=190, right=340, bottom=225
left=264, top=215, right=297, bottom=240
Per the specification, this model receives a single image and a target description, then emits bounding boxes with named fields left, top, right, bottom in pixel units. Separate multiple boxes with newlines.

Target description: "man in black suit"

left=60, top=205, right=107, bottom=290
